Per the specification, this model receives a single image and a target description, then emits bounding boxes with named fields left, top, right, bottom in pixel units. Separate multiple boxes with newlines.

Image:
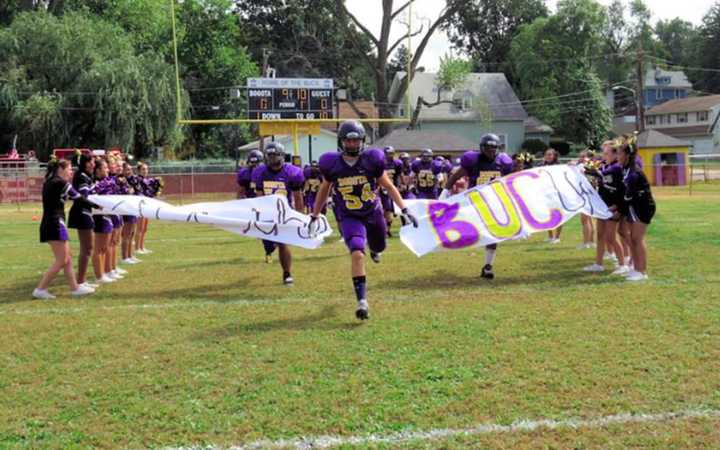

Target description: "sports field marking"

left=167, top=407, right=720, bottom=450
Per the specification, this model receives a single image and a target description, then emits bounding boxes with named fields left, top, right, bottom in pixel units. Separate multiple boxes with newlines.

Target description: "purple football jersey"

left=461, top=151, right=513, bottom=188
left=236, top=166, right=256, bottom=198
left=251, top=163, right=305, bottom=207
left=384, top=158, right=403, bottom=187
left=319, top=148, right=385, bottom=218
left=411, top=159, right=444, bottom=198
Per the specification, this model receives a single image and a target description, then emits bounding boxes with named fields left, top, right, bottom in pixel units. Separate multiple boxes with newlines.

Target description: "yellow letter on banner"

left=467, top=184, right=521, bottom=239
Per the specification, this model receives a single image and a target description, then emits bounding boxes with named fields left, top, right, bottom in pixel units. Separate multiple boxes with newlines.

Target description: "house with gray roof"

left=387, top=71, right=528, bottom=152
left=645, top=94, right=720, bottom=154
left=643, top=66, right=692, bottom=109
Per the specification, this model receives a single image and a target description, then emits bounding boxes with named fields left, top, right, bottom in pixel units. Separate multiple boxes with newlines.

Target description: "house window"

left=677, top=113, right=688, bottom=123
left=697, top=111, right=709, bottom=121
left=646, top=116, right=656, bottom=126
left=658, top=115, right=665, bottom=125
left=656, top=89, right=662, bottom=100
left=667, top=114, right=672, bottom=124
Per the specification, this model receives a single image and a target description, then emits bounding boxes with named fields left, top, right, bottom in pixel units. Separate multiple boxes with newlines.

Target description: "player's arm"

left=311, top=180, right=332, bottom=217
left=292, top=190, right=304, bottom=213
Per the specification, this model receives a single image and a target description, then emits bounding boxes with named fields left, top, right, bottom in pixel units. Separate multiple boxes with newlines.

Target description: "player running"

left=252, top=142, right=305, bottom=284
left=440, top=133, right=513, bottom=279
left=307, top=121, right=417, bottom=320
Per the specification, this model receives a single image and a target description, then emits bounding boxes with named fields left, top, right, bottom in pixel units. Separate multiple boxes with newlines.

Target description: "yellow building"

left=636, top=129, right=691, bottom=186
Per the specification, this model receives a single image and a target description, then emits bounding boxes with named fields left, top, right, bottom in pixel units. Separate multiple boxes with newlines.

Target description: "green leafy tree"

left=510, top=0, right=612, bottom=146
left=691, top=2, right=720, bottom=92
left=0, top=11, right=185, bottom=158
left=443, top=0, right=548, bottom=82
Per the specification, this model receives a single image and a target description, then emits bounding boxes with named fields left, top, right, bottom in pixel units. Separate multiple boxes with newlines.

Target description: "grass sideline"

left=0, top=183, right=719, bottom=449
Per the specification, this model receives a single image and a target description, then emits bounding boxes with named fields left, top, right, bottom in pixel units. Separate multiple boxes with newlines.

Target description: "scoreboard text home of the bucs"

left=247, top=78, right=334, bottom=120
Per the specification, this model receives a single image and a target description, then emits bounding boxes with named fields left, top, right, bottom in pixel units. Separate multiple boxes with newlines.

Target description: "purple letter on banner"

left=428, top=202, right=479, bottom=249
left=504, top=171, right=562, bottom=230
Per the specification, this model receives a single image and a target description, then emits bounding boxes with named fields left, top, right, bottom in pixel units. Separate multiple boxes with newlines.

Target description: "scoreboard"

left=247, top=78, right=334, bottom=120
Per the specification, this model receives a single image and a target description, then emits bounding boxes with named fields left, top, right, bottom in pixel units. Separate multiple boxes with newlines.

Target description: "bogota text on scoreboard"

left=247, top=78, right=335, bottom=120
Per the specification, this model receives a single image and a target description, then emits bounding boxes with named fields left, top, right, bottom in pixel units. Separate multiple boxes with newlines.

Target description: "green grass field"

left=1, top=184, right=719, bottom=449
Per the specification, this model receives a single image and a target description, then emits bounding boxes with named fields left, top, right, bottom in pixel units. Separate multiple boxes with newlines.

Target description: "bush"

left=549, top=141, right=571, bottom=156
left=521, top=139, right=549, bottom=154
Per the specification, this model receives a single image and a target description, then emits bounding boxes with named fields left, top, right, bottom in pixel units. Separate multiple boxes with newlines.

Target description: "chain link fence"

left=2, top=157, right=719, bottom=205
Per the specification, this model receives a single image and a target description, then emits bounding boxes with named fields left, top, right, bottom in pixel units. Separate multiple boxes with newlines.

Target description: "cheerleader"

left=541, top=148, right=562, bottom=243
left=135, top=162, right=162, bottom=254
left=618, top=136, right=656, bottom=281
left=33, top=159, right=95, bottom=299
left=576, top=149, right=596, bottom=249
left=583, top=142, right=626, bottom=273
left=67, top=153, right=99, bottom=289
left=107, top=159, right=125, bottom=279
left=92, top=158, right=117, bottom=284
left=120, top=162, right=141, bottom=265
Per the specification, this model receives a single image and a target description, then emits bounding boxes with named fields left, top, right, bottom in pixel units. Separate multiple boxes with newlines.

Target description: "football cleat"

left=370, top=252, right=381, bottom=263
left=355, top=299, right=369, bottom=320
left=481, top=264, right=494, bottom=279
left=283, top=275, right=294, bottom=285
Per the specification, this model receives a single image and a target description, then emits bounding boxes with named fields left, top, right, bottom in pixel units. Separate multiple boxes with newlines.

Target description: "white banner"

left=399, top=165, right=611, bottom=257
left=88, top=194, right=332, bottom=249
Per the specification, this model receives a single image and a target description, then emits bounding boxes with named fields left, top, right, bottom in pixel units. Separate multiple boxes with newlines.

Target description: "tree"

left=691, top=2, right=720, bottom=93
left=597, top=0, right=633, bottom=86
left=0, top=10, right=184, bottom=158
left=510, top=0, right=612, bottom=146
left=408, top=54, right=471, bottom=129
left=443, top=0, right=548, bottom=79
left=655, top=18, right=698, bottom=66
left=387, top=44, right=410, bottom=86
left=335, top=0, right=458, bottom=137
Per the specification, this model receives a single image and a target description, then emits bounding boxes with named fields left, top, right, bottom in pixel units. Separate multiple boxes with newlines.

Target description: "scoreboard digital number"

left=247, top=78, right=334, bottom=120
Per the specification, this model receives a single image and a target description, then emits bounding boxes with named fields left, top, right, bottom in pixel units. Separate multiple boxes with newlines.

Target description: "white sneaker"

left=587, top=242, right=596, bottom=249
left=32, top=288, right=56, bottom=300
left=130, top=256, right=142, bottom=263
left=611, top=265, right=630, bottom=275
left=550, top=238, right=561, bottom=244
left=135, top=249, right=147, bottom=255
left=544, top=237, right=553, bottom=243
left=583, top=264, right=605, bottom=272
left=121, top=258, right=138, bottom=265
left=115, top=267, right=128, bottom=275
left=108, top=271, right=124, bottom=280
left=81, top=282, right=99, bottom=289
left=626, top=271, right=648, bottom=282
left=141, top=248, right=153, bottom=254
left=97, top=275, right=115, bottom=284
left=71, top=285, right=95, bottom=296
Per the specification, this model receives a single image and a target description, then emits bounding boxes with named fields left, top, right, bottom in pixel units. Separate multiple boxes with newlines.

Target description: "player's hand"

left=307, top=214, right=321, bottom=238
left=400, top=208, right=418, bottom=228
left=439, top=189, right=451, bottom=200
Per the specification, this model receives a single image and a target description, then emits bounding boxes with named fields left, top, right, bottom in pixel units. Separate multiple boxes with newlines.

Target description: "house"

left=523, top=116, right=554, bottom=144
left=636, top=129, right=691, bottom=186
left=643, top=66, right=692, bottom=109
left=644, top=94, right=720, bottom=154
left=373, top=129, right=477, bottom=158
left=387, top=71, right=528, bottom=152
left=237, top=128, right=338, bottom=165
left=608, top=66, right=692, bottom=133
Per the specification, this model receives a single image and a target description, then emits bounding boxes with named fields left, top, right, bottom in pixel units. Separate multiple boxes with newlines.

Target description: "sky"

left=345, top=0, right=716, bottom=73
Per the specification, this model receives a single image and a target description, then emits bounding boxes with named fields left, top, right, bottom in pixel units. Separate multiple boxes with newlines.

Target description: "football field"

left=1, top=184, right=719, bottom=449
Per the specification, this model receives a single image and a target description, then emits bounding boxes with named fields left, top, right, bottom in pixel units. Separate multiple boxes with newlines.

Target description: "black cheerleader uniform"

left=40, top=176, right=82, bottom=243
left=68, top=171, right=96, bottom=230
left=597, top=161, right=625, bottom=221
left=621, top=166, right=656, bottom=225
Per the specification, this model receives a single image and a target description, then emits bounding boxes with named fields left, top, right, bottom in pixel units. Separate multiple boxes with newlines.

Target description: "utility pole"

left=637, top=47, right=645, bottom=133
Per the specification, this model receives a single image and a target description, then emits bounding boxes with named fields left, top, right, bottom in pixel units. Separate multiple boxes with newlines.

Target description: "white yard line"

left=168, top=408, right=720, bottom=450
